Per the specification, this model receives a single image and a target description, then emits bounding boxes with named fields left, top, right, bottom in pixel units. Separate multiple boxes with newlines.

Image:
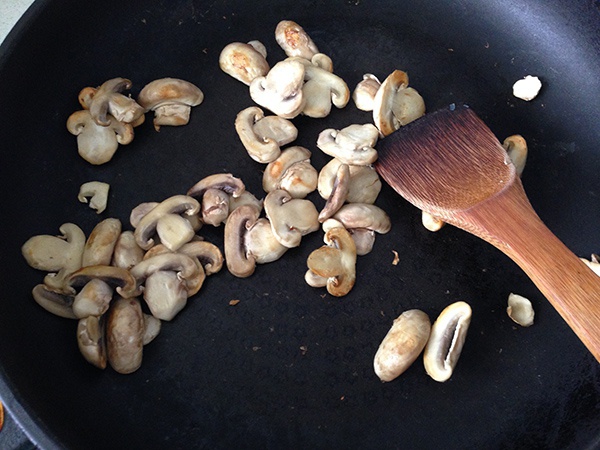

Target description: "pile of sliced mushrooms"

left=21, top=19, right=584, bottom=378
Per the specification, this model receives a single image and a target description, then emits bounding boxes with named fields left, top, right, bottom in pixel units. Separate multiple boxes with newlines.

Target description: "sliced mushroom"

left=348, top=228, right=377, bottom=256
left=263, top=146, right=317, bottom=198
left=178, top=240, right=224, bottom=276
left=372, top=69, right=425, bottom=137
left=275, top=20, right=319, bottom=60
left=316, top=123, right=379, bottom=165
left=133, top=195, right=200, bottom=251
left=263, top=189, right=320, bottom=248
left=310, top=53, right=334, bottom=72
left=234, top=106, right=298, bottom=163
left=187, top=173, right=245, bottom=200
left=318, top=158, right=382, bottom=204
left=423, top=301, right=472, bottom=382
left=31, top=284, right=76, bottom=319
left=421, top=211, right=446, bottom=232
left=249, top=60, right=306, bottom=119
left=82, top=218, right=122, bottom=267
left=333, top=203, right=391, bottom=235
left=142, top=314, right=162, bottom=345
left=201, top=188, right=230, bottom=226
left=111, top=231, right=145, bottom=269
left=78, top=181, right=110, bottom=214
left=68, top=265, right=137, bottom=299
left=156, top=213, right=196, bottom=250
left=306, top=226, right=357, bottom=297
left=106, top=296, right=144, bottom=374
left=77, top=315, right=107, bottom=369
left=86, top=78, right=145, bottom=126
left=224, top=204, right=261, bottom=278
left=137, top=78, right=204, bottom=131
left=219, top=42, right=270, bottom=85
left=503, top=134, right=528, bottom=177
left=318, top=163, right=350, bottom=222
left=304, top=269, right=328, bottom=288
left=66, top=110, right=134, bottom=165
left=245, top=218, right=288, bottom=264
left=506, top=293, right=535, bottom=327
left=374, top=309, right=431, bottom=382
left=353, top=74, right=381, bottom=111
left=228, top=191, right=263, bottom=215
left=22, top=223, right=86, bottom=294
left=72, top=278, right=114, bottom=318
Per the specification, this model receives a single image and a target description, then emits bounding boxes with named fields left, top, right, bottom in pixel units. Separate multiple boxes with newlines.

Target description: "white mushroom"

left=67, top=265, right=138, bottom=300
left=235, top=106, right=298, bottom=163
left=249, top=60, right=306, bottom=119
left=200, top=188, right=230, bottom=226
left=224, top=204, right=261, bottom=278
left=503, top=134, right=528, bottom=177
left=263, top=146, right=318, bottom=198
left=137, top=78, right=204, bottom=131
left=85, top=78, right=145, bottom=126
left=421, top=211, right=446, bottom=232
left=318, top=158, right=382, bottom=204
left=316, top=123, right=379, bottom=165
left=228, top=191, right=263, bottom=214
left=219, top=41, right=270, bottom=85
left=352, top=74, right=381, bottom=111
left=77, top=315, right=107, bottom=369
left=506, top=293, right=535, bottom=327
left=31, top=284, right=76, bottom=319
left=66, top=110, right=134, bottom=165
left=111, top=231, right=145, bottom=269
left=333, top=203, right=391, bottom=255
left=372, top=69, right=425, bottom=137
left=245, top=218, right=288, bottom=264
left=106, top=296, right=145, bottom=374
left=82, top=218, right=122, bottom=267
left=318, top=163, right=350, bottom=222
left=78, top=181, right=110, bottom=214
left=275, top=20, right=319, bottom=60
left=72, top=278, right=114, bottom=318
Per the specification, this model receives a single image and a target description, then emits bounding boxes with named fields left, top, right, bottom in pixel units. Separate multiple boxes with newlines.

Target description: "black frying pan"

left=1, top=0, right=599, bottom=448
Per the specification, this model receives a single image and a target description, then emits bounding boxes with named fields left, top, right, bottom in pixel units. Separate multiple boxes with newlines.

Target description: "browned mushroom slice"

left=275, top=20, right=319, bottom=60
left=68, top=265, right=137, bottom=299
left=106, top=296, right=145, bottom=374
left=77, top=315, right=107, bottom=369
left=72, top=278, right=114, bottom=318
left=31, top=284, right=77, bottom=319
left=316, top=124, right=379, bottom=166
left=219, top=41, right=270, bottom=85
left=224, top=204, right=261, bottom=278
left=82, top=218, right=122, bottom=267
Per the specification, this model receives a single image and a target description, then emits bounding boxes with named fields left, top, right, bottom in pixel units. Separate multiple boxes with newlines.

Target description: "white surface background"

left=0, top=0, right=36, bottom=44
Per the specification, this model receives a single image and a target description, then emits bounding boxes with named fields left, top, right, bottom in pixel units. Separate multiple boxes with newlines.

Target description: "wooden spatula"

left=375, top=105, right=600, bottom=363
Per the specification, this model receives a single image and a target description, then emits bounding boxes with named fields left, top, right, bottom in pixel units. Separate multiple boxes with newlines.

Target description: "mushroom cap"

left=219, top=42, right=270, bottom=85
left=224, top=204, right=261, bottom=278
left=143, top=270, right=189, bottom=321
left=72, top=278, right=114, bottom=318
left=77, top=315, right=107, bottom=369
left=316, top=124, right=379, bottom=166
left=82, top=218, right=122, bottom=267
left=332, top=203, right=392, bottom=234
left=31, top=284, right=77, bottom=319
left=245, top=218, right=288, bottom=264
left=275, top=20, right=319, bottom=59
left=137, top=78, right=204, bottom=110
left=263, top=189, right=319, bottom=248
left=87, top=77, right=145, bottom=126
left=263, top=146, right=317, bottom=198
left=106, top=296, right=144, bottom=374
left=502, top=134, right=528, bottom=177
left=352, top=73, right=381, bottom=111
left=187, top=173, right=245, bottom=200
left=68, top=265, right=137, bottom=299
left=318, top=158, right=382, bottom=204
left=130, top=252, right=202, bottom=297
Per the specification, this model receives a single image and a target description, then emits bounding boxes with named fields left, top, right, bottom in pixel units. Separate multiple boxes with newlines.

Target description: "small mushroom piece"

left=82, top=218, right=122, bottom=267
left=263, top=146, right=318, bottom=198
left=318, top=158, right=382, bottom=204
left=422, top=211, right=445, bottom=232
left=137, top=78, right=204, bottom=131
left=306, top=226, right=357, bottom=297
left=72, top=278, right=114, bottom=318
left=423, top=301, right=472, bottom=382
left=31, top=284, right=76, bottom=319
left=245, top=218, right=288, bottom=264
left=201, top=188, right=230, bottom=226
left=234, top=106, right=298, bottom=163
left=77, top=315, right=107, bottom=369
left=318, top=163, right=350, bottom=222
left=353, top=74, right=381, bottom=111
left=275, top=20, right=319, bottom=60
left=249, top=60, right=306, bottom=119
left=264, top=189, right=320, bottom=248
left=133, top=195, right=200, bottom=251
left=316, top=124, right=379, bottom=165
left=507, top=293, right=535, bottom=327
left=502, top=134, right=528, bottom=177
left=374, top=309, right=431, bottom=382
left=22, top=223, right=86, bottom=294
left=372, top=69, right=425, bottom=137
left=68, top=265, right=137, bottom=299
left=224, top=204, right=261, bottom=278
left=219, top=42, right=270, bottom=85
left=78, top=181, right=110, bottom=214
left=106, top=296, right=145, bottom=374
left=86, top=78, right=145, bottom=126
left=66, top=110, right=134, bottom=165
left=112, top=231, right=145, bottom=269
left=187, top=173, right=245, bottom=200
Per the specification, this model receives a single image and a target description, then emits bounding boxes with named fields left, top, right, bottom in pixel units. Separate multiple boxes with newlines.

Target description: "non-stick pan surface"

left=0, top=0, right=599, bottom=448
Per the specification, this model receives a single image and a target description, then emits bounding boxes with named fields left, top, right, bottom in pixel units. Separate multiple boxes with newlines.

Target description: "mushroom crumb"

left=506, top=293, right=535, bottom=327
left=391, top=250, right=399, bottom=265
left=229, top=299, right=241, bottom=306
left=512, top=75, right=542, bottom=101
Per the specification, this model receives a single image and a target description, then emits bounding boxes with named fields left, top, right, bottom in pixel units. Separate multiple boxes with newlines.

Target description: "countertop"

left=1, top=3, right=39, bottom=449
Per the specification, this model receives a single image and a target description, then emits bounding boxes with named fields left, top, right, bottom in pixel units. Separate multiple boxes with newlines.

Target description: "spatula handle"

left=459, top=180, right=600, bottom=363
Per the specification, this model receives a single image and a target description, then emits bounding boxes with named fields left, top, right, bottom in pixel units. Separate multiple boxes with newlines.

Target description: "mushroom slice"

left=77, top=315, right=107, bottom=369
left=67, top=110, right=134, bottom=165
left=333, top=203, right=392, bottom=235
left=224, top=204, right=261, bottom=278
left=507, top=293, right=535, bottom=327
left=249, top=60, right=306, bottom=119
left=317, top=124, right=379, bottom=165
left=353, top=74, right=381, bottom=111
left=87, top=78, right=145, bottom=126
left=304, top=269, right=328, bottom=288
left=310, top=53, right=334, bottom=72
left=306, top=226, right=357, bottom=297
left=68, top=265, right=137, bottom=299
left=374, top=309, right=431, bottom=382
left=72, top=278, right=114, bottom=318
left=372, top=69, right=425, bottom=137
left=235, top=106, right=298, bottom=163
left=31, top=284, right=76, bottom=319
left=187, top=173, right=245, bottom=200
left=423, top=301, right=472, bottom=382
left=349, top=228, right=377, bottom=256
left=318, top=163, right=350, bottom=222
left=502, top=134, right=528, bottom=177
left=422, top=211, right=446, bottom=232
left=245, top=218, right=288, bottom=264
left=219, top=41, right=270, bottom=85
left=22, top=223, right=85, bottom=294
left=318, top=158, right=382, bottom=204
left=156, top=213, right=196, bottom=250
left=263, top=146, right=317, bottom=198
left=112, top=231, right=145, bottom=269
left=78, top=181, right=110, bottom=214
left=142, top=314, right=162, bottom=345
left=137, top=78, right=204, bottom=131
left=275, top=20, right=319, bottom=60
left=178, top=240, right=224, bottom=276
left=228, top=191, right=263, bottom=215
left=201, top=188, right=230, bottom=226
left=82, top=218, right=122, bottom=267
left=131, top=253, right=201, bottom=294
left=107, top=296, right=145, bottom=374
left=264, top=189, right=320, bottom=248
left=133, top=195, right=200, bottom=251
left=144, top=270, right=190, bottom=321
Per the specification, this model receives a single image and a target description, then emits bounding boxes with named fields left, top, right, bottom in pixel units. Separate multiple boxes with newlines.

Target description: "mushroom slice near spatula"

left=375, top=105, right=600, bottom=363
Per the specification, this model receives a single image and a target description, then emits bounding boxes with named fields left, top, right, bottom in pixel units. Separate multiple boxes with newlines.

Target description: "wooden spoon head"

left=375, top=106, right=516, bottom=218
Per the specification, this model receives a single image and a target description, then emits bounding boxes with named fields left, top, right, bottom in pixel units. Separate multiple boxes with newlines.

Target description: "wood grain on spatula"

left=375, top=105, right=600, bottom=363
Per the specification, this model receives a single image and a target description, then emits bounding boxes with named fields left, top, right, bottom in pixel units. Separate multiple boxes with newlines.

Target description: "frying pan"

left=1, top=0, right=599, bottom=448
